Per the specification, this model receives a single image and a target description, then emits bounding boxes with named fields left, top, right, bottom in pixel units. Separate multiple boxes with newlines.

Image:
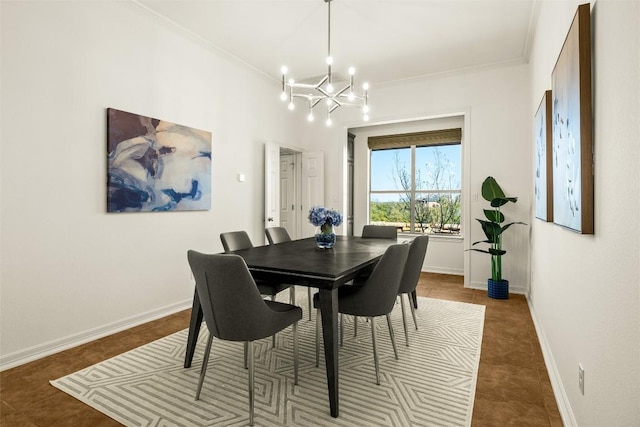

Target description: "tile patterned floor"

left=1, top=273, right=562, bottom=426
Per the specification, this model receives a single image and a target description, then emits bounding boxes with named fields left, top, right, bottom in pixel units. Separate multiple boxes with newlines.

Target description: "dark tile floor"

left=1, top=273, right=562, bottom=426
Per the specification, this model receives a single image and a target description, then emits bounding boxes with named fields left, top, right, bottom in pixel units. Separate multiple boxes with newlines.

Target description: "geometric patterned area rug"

left=51, top=295, right=485, bottom=427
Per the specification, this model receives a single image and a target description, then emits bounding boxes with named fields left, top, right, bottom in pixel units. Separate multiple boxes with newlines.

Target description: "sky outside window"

left=370, top=144, right=461, bottom=192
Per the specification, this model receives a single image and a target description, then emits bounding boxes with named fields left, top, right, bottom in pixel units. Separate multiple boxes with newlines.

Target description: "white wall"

left=528, top=0, right=640, bottom=425
left=0, top=1, right=304, bottom=367
left=301, top=64, right=532, bottom=290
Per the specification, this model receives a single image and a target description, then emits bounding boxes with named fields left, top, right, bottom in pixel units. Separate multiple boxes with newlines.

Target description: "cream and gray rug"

left=51, top=295, right=485, bottom=426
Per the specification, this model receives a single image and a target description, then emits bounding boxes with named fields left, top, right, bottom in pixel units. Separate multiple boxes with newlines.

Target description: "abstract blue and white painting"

left=107, top=108, right=211, bottom=212
left=551, top=12, right=582, bottom=232
left=551, top=4, right=593, bottom=234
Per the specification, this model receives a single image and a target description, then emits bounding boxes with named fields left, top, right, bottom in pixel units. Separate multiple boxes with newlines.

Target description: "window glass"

left=370, top=148, right=410, bottom=191
left=369, top=142, right=461, bottom=236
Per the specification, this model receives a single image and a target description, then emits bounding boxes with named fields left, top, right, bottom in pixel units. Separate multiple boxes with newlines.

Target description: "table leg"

left=318, top=288, right=339, bottom=418
left=184, top=288, right=203, bottom=368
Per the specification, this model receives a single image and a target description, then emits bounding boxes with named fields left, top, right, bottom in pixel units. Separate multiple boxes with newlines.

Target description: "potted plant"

left=470, top=177, right=526, bottom=299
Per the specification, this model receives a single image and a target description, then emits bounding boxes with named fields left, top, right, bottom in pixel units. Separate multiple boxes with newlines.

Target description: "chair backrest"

left=220, top=231, right=253, bottom=252
left=187, top=250, right=284, bottom=341
left=362, top=225, right=398, bottom=239
left=265, top=227, right=292, bottom=245
left=351, top=243, right=409, bottom=316
left=397, top=235, right=429, bottom=294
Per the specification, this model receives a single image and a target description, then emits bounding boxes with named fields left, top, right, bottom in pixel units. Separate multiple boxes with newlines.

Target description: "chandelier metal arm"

left=334, top=85, right=350, bottom=97
left=280, top=0, right=370, bottom=125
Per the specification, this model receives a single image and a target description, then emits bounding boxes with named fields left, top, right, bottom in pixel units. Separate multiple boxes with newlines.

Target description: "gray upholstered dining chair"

left=352, top=224, right=399, bottom=337
left=221, top=231, right=294, bottom=347
left=396, top=235, right=429, bottom=346
left=313, top=243, right=409, bottom=385
left=187, top=250, right=302, bottom=426
left=265, top=226, right=313, bottom=321
left=361, top=224, right=398, bottom=239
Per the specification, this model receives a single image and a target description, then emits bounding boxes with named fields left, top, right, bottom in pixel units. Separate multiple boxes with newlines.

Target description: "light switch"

left=238, top=174, right=246, bottom=182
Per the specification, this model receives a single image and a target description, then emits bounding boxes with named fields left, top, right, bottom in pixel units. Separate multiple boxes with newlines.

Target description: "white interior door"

left=280, top=154, right=297, bottom=238
left=264, top=142, right=280, bottom=241
left=301, top=151, right=325, bottom=238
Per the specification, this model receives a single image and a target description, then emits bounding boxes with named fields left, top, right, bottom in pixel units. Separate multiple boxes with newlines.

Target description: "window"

left=369, top=129, right=462, bottom=236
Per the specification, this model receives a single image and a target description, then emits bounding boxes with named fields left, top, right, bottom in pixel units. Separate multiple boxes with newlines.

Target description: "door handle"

left=267, top=217, right=274, bottom=222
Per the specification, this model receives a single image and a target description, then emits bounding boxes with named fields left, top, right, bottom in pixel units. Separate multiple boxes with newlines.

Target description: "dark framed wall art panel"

left=535, top=90, right=553, bottom=222
left=551, top=3, right=594, bottom=234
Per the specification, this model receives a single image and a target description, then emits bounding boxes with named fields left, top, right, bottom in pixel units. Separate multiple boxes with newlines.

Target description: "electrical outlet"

left=578, top=364, right=585, bottom=395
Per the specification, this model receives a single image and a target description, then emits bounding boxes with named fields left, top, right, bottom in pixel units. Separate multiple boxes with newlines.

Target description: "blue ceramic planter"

left=488, top=279, right=509, bottom=299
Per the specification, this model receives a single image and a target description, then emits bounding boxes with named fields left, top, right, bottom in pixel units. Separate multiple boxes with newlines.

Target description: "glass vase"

left=315, top=224, right=336, bottom=249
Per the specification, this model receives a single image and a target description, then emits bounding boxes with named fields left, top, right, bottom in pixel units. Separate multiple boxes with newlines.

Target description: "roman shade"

left=367, top=128, right=462, bottom=150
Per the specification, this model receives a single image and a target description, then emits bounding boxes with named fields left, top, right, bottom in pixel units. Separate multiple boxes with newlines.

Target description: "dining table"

left=183, top=235, right=399, bottom=418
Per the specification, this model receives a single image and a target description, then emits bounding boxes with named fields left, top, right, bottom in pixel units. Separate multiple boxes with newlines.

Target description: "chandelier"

left=280, top=0, right=370, bottom=126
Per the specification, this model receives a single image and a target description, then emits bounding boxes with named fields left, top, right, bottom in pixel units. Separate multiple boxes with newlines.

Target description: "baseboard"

left=424, top=267, right=464, bottom=276
left=527, top=297, right=577, bottom=426
left=0, top=299, right=192, bottom=372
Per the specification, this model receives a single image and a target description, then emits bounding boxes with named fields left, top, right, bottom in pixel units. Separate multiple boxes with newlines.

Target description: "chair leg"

left=315, top=309, right=320, bottom=367
left=340, top=313, right=344, bottom=347
left=308, top=288, right=312, bottom=321
left=400, top=295, right=409, bottom=346
left=247, top=341, right=255, bottom=426
left=386, top=313, right=399, bottom=360
left=244, top=342, right=248, bottom=369
left=409, top=293, right=419, bottom=330
left=293, top=321, right=299, bottom=385
left=290, top=286, right=296, bottom=305
left=370, top=317, right=380, bottom=385
left=354, top=316, right=358, bottom=337
left=196, top=333, right=214, bottom=400
left=271, top=295, right=277, bottom=348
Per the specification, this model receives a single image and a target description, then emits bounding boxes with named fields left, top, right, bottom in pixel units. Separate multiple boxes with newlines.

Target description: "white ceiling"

left=138, top=0, right=538, bottom=86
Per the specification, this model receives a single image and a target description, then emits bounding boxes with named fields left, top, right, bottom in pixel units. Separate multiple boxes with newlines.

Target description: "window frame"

left=368, top=133, right=462, bottom=238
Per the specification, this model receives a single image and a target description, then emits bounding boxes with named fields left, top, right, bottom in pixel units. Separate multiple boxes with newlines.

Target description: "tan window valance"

left=367, top=128, right=462, bottom=150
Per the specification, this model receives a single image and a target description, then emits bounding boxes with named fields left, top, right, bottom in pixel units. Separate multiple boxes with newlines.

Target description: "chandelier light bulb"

left=279, top=0, right=369, bottom=125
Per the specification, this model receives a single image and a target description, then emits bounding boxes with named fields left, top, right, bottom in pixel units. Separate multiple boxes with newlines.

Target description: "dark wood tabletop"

left=228, top=236, right=392, bottom=288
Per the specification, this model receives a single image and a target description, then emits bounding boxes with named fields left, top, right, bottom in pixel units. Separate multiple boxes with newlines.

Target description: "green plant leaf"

left=488, top=248, right=507, bottom=256
left=483, top=209, right=504, bottom=223
left=467, top=248, right=492, bottom=255
left=490, top=197, right=518, bottom=207
left=500, top=221, right=527, bottom=234
left=471, top=239, right=492, bottom=246
left=477, top=219, right=501, bottom=242
left=481, top=176, right=505, bottom=202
